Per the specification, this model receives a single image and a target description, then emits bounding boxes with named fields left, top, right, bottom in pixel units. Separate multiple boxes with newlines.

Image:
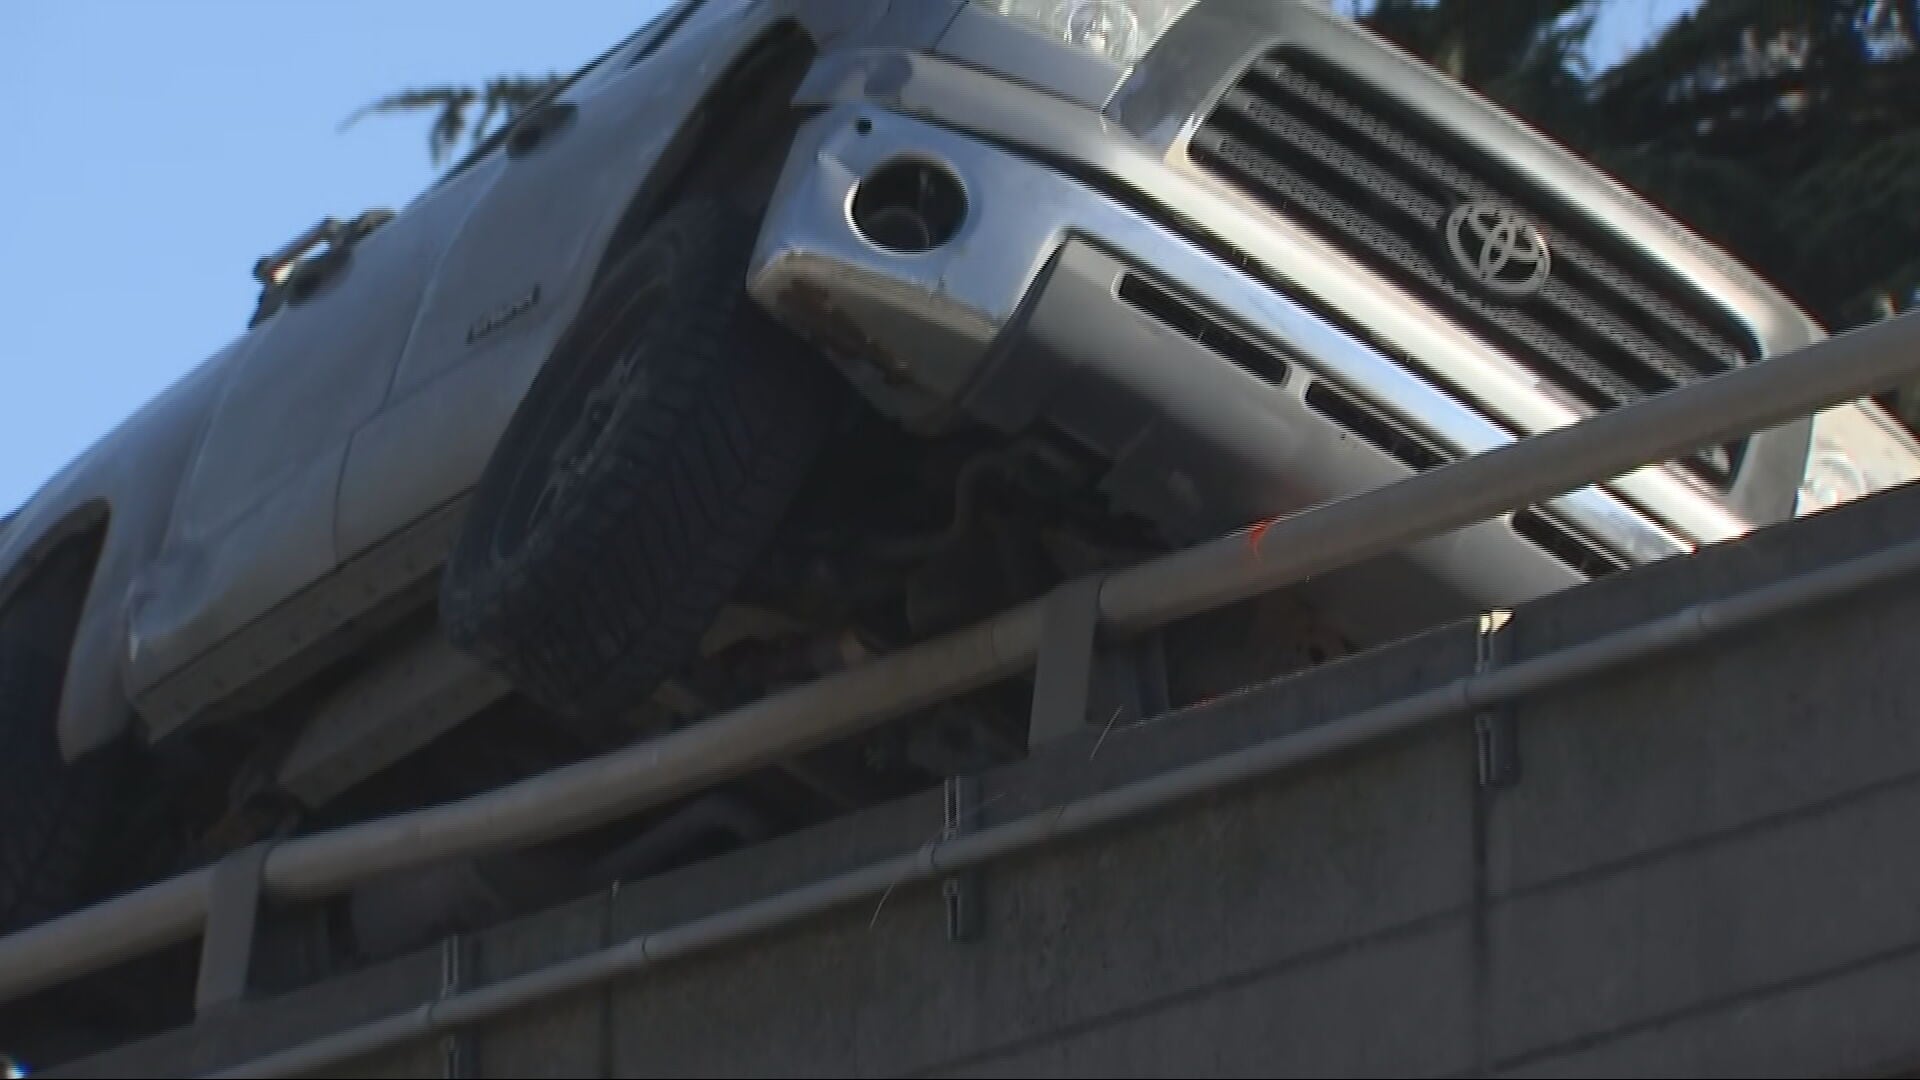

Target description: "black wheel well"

left=0, top=510, right=109, bottom=671
left=587, top=20, right=820, bottom=295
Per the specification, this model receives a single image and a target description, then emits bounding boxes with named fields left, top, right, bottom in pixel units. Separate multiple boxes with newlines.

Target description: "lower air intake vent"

left=1512, top=508, right=1627, bottom=579
left=1119, top=273, right=1289, bottom=385
left=1305, top=381, right=1449, bottom=473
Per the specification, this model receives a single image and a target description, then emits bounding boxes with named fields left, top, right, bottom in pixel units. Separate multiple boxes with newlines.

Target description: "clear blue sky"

left=0, top=0, right=1697, bottom=516
left=1587, top=0, right=1703, bottom=68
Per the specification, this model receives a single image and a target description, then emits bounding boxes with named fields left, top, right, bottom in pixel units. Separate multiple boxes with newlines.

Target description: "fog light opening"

left=851, top=159, right=967, bottom=254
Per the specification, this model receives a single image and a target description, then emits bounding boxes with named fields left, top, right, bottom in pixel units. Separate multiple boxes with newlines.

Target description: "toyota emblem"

left=1445, top=201, right=1552, bottom=298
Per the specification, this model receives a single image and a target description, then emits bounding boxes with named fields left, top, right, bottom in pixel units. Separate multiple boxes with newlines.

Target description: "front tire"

left=440, top=199, right=847, bottom=721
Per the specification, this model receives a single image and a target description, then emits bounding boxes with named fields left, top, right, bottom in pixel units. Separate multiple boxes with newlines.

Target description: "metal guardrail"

left=207, top=528, right=1920, bottom=1079
left=3, top=309, right=1919, bottom=1013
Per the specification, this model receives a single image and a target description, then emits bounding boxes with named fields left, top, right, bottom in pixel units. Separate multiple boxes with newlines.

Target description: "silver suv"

left=0, top=0, right=1913, bottom=938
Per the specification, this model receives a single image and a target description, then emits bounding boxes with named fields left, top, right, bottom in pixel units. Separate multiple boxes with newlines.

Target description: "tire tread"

left=440, top=200, right=845, bottom=720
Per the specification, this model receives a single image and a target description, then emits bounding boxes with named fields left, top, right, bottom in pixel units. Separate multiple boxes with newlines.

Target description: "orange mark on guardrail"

left=1247, top=516, right=1280, bottom=556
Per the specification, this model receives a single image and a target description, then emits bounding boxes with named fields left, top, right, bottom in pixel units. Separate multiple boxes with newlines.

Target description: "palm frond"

left=340, top=73, right=562, bottom=167
left=338, top=86, right=478, bottom=133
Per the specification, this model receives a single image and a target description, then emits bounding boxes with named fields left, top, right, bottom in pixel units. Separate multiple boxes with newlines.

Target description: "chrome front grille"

left=1187, top=47, right=1759, bottom=487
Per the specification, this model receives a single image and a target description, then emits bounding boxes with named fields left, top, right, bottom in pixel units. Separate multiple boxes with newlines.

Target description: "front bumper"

left=750, top=102, right=1703, bottom=640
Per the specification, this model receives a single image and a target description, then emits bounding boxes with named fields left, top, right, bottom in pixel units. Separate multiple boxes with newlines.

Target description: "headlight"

left=1796, top=403, right=1920, bottom=516
left=980, top=0, right=1201, bottom=66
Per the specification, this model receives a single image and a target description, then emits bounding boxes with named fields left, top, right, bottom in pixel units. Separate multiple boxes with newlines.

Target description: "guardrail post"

left=194, top=842, right=274, bottom=1017
left=1028, top=576, right=1107, bottom=746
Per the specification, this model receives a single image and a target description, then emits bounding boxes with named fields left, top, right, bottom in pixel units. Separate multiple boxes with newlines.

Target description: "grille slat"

left=1512, top=508, right=1629, bottom=579
left=1192, top=127, right=1653, bottom=414
left=1206, top=94, right=1702, bottom=401
left=1198, top=101, right=1697, bottom=399
left=1191, top=49, right=1760, bottom=487
left=1243, top=59, right=1748, bottom=373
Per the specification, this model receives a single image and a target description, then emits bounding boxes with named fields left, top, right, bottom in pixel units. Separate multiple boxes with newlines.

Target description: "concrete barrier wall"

left=59, top=484, right=1920, bottom=1078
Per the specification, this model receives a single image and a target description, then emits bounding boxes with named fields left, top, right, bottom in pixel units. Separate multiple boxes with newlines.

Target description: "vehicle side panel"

left=124, top=182, right=489, bottom=700
left=0, top=356, right=229, bottom=758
